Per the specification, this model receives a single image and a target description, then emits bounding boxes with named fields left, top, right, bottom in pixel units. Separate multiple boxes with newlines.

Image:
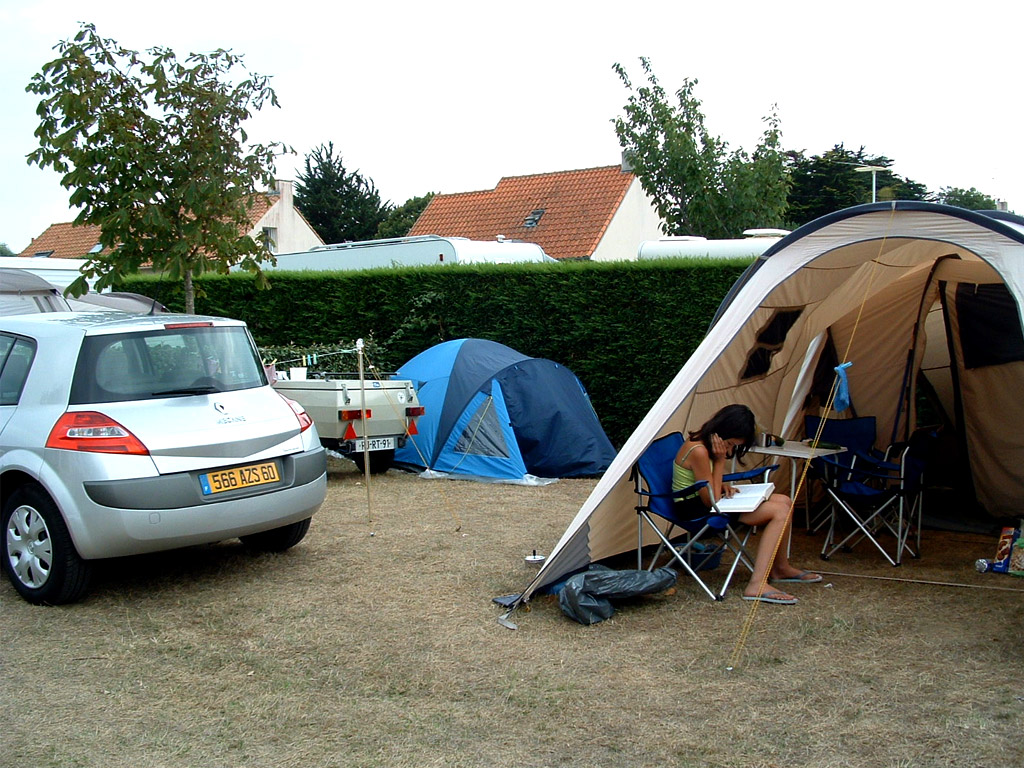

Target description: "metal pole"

left=357, top=338, right=372, bottom=521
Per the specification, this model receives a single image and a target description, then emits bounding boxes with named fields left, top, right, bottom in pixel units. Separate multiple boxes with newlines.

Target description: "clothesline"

left=266, top=346, right=360, bottom=368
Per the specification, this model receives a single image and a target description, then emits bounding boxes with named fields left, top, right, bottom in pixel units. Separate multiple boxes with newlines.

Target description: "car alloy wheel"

left=1, top=485, right=92, bottom=604
left=6, top=501, right=52, bottom=588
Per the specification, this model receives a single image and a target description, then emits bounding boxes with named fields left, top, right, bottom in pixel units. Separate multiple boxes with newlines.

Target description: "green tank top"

left=671, top=444, right=700, bottom=494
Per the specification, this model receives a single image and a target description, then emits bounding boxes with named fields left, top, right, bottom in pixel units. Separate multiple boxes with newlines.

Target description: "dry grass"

left=2, top=455, right=1021, bottom=768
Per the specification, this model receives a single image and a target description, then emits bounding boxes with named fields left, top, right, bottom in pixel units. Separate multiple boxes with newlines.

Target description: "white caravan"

left=254, top=235, right=554, bottom=273
left=637, top=229, right=790, bottom=261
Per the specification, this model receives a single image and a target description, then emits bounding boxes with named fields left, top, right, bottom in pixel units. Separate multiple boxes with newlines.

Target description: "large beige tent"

left=515, top=202, right=1024, bottom=607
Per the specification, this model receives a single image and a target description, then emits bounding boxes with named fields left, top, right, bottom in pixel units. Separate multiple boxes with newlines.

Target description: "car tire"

left=2, top=484, right=93, bottom=605
left=240, top=517, right=311, bottom=552
left=351, top=448, right=394, bottom=475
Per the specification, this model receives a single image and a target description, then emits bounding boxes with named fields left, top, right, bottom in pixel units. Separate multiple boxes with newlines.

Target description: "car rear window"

left=70, top=325, right=267, bottom=404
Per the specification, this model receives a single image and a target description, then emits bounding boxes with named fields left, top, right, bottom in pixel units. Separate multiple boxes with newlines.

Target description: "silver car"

left=0, top=311, right=327, bottom=604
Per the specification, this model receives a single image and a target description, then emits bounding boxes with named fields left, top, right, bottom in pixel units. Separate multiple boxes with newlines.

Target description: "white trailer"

left=637, top=229, right=790, bottom=261
left=255, top=235, right=554, bottom=273
left=273, top=375, right=423, bottom=474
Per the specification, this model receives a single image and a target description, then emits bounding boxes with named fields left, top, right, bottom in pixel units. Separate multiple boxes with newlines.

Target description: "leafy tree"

left=785, top=144, right=927, bottom=227
left=0, top=243, right=15, bottom=257
left=26, top=23, right=286, bottom=313
left=612, top=58, right=789, bottom=239
left=294, top=143, right=391, bottom=244
left=376, top=193, right=435, bottom=239
left=935, top=186, right=998, bottom=210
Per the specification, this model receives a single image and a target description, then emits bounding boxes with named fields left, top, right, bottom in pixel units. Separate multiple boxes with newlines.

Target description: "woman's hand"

left=720, top=482, right=737, bottom=498
left=710, top=433, right=730, bottom=462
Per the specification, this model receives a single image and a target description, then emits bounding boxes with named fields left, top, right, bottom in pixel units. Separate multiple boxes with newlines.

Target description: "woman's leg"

left=738, top=494, right=809, bottom=597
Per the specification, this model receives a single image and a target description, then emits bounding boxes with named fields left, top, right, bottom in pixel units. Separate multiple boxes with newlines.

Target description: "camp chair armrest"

left=724, top=464, right=780, bottom=483
left=636, top=479, right=708, bottom=504
left=703, top=511, right=734, bottom=530
left=815, top=453, right=889, bottom=484
left=675, top=479, right=709, bottom=497
left=816, top=454, right=846, bottom=470
left=850, top=450, right=900, bottom=474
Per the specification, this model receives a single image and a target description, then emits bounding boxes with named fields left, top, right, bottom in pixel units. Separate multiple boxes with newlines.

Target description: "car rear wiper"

left=151, top=386, right=220, bottom=397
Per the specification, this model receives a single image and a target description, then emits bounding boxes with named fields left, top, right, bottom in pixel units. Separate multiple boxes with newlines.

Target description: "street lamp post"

left=855, top=165, right=886, bottom=203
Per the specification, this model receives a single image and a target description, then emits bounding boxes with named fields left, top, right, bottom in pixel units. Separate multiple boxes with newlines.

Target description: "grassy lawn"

left=2, top=456, right=1020, bottom=767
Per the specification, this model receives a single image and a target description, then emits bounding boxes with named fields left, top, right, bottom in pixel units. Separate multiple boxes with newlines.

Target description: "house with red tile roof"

left=408, top=163, right=664, bottom=261
left=18, top=180, right=322, bottom=263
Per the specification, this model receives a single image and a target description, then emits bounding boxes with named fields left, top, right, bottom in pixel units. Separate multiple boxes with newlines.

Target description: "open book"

left=713, top=482, right=775, bottom=514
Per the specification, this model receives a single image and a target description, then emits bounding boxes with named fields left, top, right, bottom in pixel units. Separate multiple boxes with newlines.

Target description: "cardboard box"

left=991, top=527, right=1019, bottom=573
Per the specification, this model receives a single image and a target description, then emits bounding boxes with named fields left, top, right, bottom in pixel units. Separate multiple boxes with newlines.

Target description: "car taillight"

left=340, top=409, right=371, bottom=420
left=46, top=412, right=150, bottom=455
left=278, top=394, right=314, bottom=432
left=406, top=406, right=425, bottom=417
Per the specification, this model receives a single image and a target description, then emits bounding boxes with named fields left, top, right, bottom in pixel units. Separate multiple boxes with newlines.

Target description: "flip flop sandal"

left=770, top=570, right=823, bottom=584
left=742, top=591, right=798, bottom=605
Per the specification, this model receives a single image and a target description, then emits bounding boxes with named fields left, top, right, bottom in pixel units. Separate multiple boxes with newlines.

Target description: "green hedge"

left=121, top=259, right=751, bottom=445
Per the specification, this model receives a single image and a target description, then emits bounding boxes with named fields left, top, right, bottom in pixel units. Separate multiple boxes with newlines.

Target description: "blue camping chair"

left=804, top=415, right=878, bottom=532
left=632, top=432, right=775, bottom=601
left=806, top=417, right=931, bottom=566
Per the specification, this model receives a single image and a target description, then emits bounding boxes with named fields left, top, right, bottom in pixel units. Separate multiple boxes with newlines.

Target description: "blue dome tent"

left=394, top=339, right=616, bottom=482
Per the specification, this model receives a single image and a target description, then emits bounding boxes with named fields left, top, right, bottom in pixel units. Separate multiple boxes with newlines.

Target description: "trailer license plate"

left=199, top=462, right=280, bottom=495
left=351, top=437, right=396, bottom=452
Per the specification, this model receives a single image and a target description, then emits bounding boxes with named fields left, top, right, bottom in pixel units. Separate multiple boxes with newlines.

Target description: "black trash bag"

left=558, top=564, right=678, bottom=625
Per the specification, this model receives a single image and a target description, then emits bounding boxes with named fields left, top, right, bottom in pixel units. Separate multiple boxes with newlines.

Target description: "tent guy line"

left=814, top=570, right=1024, bottom=593
left=735, top=325, right=863, bottom=650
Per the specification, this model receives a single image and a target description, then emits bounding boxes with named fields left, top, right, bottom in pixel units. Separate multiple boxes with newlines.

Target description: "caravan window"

left=956, top=283, right=1024, bottom=369
left=741, top=309, right=803, bottom=379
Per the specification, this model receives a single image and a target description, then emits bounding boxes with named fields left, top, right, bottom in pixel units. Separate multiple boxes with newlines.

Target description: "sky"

left=2, top=0, right=1022, bottom=253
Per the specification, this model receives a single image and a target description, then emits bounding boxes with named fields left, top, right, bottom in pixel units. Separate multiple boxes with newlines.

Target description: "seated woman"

left=673, top=404, right=821, bottom=605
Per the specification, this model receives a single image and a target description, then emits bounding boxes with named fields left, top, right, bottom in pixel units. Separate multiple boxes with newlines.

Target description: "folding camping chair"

left=632, top=432, right=774, bottom=601
left=804, top=415, right=878, bottom=533
left=879, top=426, right=936, bottom=558
left=808, top=418, right=931, bottom=566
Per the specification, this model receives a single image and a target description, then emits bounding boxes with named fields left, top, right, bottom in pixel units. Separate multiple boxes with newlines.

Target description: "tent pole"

left=898, top=255, right=959, bottom=446
left=891, top=349, right=914, bottom=447
left=938, top=282, right=976, bottom=503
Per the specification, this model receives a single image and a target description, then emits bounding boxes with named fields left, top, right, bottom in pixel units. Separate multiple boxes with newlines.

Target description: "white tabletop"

left=750, top=441, right=846, bottom=460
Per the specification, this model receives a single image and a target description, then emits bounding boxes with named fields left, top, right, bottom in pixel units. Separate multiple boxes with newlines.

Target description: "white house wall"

left=250, top=180, right=324, bottom=254
left=588, top=179, right=664, bottom=262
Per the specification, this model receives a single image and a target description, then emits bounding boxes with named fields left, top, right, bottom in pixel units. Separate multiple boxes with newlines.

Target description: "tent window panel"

left=756, top=309, right=802, bottom=346
left=741, top=348, right=775, bottom=379
left=741, top=308, right=803, bottom=379
left=956, top=283, right=1024, bottom=369
left=454, top=397, right=510, bottom=458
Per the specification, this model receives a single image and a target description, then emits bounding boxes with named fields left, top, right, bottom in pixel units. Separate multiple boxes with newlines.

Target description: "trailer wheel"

left=352, top=449, right=394, bottom=475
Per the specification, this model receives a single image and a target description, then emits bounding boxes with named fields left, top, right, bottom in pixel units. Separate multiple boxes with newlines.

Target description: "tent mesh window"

left=955, top=283, right=1024, bottom=369
left=454, top=397, right=511, bottom=457
left=741, top=308, right=803, bottom=379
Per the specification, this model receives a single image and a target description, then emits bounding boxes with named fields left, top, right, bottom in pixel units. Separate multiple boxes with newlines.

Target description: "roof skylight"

left=524, top=209, right=545, bottom=228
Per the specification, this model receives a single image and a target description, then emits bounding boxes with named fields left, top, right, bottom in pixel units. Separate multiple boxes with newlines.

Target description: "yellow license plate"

left=200, top=462, right=280, bottom=495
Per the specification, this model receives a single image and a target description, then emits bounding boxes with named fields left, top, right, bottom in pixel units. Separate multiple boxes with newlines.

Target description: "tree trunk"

left=184, top=269, right=195, bottom=314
